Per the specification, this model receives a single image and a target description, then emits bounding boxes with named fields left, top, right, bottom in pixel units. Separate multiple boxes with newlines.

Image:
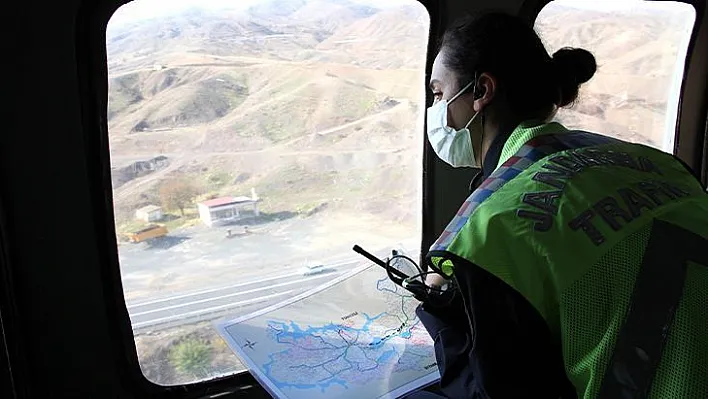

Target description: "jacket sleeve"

left=417, top=263, right=576, bottom=399
left=416, top=301, right=483, bottom=398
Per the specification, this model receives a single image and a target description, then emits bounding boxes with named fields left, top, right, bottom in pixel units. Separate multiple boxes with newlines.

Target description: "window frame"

left=74, top=0, right=440, bottom=396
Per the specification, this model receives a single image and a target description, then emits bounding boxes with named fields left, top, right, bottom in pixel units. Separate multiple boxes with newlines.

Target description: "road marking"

left=125, top=258, right=358, bottom=309
left=131, top=290, right=296, bottom=329
left=129, top=273, right=342, bottom=316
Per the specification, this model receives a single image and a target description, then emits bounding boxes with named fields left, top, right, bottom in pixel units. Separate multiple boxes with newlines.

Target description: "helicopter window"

left=106, top=0, right=429, bottom=385
left=535, top=0, right=696, bottom=153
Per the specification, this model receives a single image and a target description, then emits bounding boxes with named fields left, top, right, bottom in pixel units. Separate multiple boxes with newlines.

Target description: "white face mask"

left=426, top=81, right=481, bottom=168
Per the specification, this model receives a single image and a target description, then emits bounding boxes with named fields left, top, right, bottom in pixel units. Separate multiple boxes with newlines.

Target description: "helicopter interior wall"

left=0, top=0, right=706, bottom=398
left=674, top=1, right=708, bottom=185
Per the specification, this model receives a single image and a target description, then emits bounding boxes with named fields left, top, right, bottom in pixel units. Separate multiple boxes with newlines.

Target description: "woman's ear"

left=473, top=72, right=496, bottom=112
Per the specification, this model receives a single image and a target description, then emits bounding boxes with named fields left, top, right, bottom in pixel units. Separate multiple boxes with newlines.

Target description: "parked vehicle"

left=127, top=225, right=168, bottom=243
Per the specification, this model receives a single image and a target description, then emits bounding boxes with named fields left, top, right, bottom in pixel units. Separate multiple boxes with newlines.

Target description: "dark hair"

left=439, top=12, right=596, bottom=119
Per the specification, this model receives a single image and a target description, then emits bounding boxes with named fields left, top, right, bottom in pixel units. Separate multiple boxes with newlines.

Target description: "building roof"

left=200, top=196, right=255, bottom=208
left=136, top=205, right=162, bottom=213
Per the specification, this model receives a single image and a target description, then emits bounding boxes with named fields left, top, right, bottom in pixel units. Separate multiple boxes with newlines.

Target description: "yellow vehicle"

left=127, top=225, right=168, bottom=243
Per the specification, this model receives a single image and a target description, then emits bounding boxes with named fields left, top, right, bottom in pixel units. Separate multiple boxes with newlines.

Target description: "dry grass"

left=108, top=2, right=688, bottom=228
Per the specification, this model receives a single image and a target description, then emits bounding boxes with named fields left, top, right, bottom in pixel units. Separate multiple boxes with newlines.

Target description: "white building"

left=135, top=205, right=163, bottom=223
left=197, top=189, right=260, bottom=227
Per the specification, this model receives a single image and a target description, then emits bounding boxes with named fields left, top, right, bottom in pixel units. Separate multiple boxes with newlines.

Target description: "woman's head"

left=430, top=12, right=596, bottom=130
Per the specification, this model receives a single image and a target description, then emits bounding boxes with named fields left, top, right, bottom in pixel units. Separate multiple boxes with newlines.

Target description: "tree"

left=159, top=178, right=197, bottom=217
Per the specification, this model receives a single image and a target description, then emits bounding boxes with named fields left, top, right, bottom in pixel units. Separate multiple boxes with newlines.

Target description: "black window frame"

left=74, top=0, right=441, bottom=397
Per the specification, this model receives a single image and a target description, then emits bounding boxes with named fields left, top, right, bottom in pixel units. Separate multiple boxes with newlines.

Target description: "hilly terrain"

left=106, top=0, right=692, bottom=237
left=108, top=0, right=428, bottom=234
left=536, top=2, right=694, bottom=147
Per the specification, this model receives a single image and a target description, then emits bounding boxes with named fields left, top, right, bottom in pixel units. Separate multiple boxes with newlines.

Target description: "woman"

left=413, top=11, right=708, bottom=399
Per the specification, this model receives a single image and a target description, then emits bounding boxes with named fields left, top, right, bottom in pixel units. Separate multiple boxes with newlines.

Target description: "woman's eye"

left=432, top=92, right=442, bottom=101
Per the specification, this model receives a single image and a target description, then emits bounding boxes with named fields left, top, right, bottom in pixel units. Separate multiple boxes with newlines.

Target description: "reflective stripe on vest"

left=428, top=130, right=617, bottom=275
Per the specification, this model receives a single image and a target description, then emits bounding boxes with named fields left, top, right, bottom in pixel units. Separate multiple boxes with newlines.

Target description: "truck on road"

left=127, top=225, right=168, bottom=243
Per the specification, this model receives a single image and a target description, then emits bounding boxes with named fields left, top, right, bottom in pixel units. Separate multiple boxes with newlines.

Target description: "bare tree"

left=159, top=178, right=197, bottom=217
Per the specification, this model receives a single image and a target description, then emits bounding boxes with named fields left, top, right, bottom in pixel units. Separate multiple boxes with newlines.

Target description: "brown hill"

left=109, top=68, right=248, bottom=132
left=107, top=1, right=691, bottom=226
left=315, top=4, right=429, bottom=69
left=107, top=1, right=383, bottom=74
left=537, top=3, right=694, bottom=146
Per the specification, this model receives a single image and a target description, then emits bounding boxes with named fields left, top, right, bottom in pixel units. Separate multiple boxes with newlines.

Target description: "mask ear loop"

left=448, top=79, right=476, bottom=105
left=478, top=109, right=486, bottom=166
left=463, top=72, right=480, bottom=129
left=464, top=72, right=485, bottom=166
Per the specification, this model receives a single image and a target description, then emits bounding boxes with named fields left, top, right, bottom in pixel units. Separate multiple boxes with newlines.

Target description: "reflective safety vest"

left=427, top=121, right=708, bottom=398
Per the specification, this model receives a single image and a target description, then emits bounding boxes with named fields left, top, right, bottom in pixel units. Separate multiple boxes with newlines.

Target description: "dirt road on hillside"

left=111, top=101, right=409, bottom=203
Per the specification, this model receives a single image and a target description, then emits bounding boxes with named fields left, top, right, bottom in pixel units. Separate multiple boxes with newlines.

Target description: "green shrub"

left=168, top=338, right=212, bottom=378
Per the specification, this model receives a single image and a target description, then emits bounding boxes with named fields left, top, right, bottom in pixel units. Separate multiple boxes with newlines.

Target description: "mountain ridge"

left=107, top=1, right=689, bottom=227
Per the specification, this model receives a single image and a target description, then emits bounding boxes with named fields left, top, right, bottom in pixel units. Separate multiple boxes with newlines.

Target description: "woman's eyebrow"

left=429, top=79, right=441, bottom=91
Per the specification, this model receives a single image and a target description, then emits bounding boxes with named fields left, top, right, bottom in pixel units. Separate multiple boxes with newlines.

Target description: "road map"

left=217, top=262, right=440, bottom=399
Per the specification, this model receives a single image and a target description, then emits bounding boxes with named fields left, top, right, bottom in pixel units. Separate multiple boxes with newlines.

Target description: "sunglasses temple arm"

left=352, top=245, right=409, bottom=280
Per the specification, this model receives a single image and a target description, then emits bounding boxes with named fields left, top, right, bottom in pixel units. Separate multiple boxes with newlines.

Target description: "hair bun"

left=551, top=47, right=597, bottom=107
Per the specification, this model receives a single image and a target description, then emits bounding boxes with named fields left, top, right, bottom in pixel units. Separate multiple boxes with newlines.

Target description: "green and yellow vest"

left=427, top=121, right=708, bottom=398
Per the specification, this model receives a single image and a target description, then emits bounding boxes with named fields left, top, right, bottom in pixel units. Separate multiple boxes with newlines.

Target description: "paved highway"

left=127, top=259, right=361, bottom=332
